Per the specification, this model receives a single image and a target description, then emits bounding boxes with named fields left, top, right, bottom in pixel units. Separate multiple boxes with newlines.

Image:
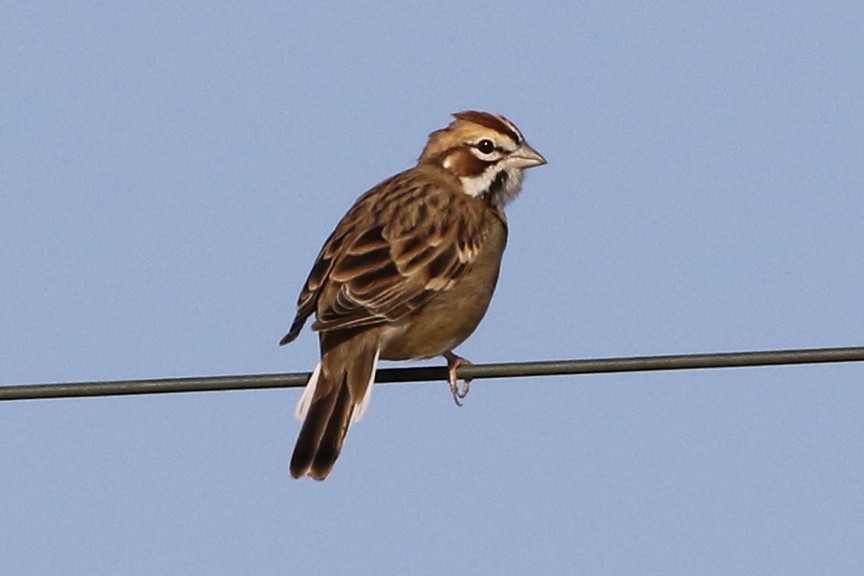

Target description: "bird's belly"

left=380, top=219, right=506, bottom=361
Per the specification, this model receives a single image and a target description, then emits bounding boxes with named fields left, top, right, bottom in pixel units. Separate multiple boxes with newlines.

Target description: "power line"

left=2, top=345, right=863, bottom=402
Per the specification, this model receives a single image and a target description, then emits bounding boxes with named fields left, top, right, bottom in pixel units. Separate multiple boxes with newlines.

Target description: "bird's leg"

left=443, top=351, right=472, bottom=407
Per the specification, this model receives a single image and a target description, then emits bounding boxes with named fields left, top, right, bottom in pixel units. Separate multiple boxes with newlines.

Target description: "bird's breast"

left=380, top=212, right=507, bottom=361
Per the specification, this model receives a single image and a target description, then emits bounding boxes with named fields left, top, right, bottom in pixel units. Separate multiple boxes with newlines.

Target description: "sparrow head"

left=419, top=111, right=546, bottom=207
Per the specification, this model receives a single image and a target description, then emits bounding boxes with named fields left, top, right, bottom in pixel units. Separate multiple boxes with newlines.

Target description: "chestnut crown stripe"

left=452, top=111, right=523, bottom=145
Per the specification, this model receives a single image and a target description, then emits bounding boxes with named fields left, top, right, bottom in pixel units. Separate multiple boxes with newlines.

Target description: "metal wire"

left=2, top=345, right=863, bottom=402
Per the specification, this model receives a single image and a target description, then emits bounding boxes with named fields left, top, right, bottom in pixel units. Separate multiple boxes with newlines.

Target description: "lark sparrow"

left=281, top=111, right=546, bottom=479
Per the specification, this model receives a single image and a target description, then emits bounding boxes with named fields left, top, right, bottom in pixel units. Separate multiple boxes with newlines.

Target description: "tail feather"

left=289, top=370, right=341, bottom=479
left=309, top=381, right=353, bottom=479
left=350, top=348, right=380, bottom=424
left=295, top=362, right=322, bottom=422
left=289, top=334, right=380, bottom=480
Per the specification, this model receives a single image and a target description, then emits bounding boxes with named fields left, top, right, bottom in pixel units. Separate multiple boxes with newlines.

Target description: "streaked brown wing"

left=281, top=166, right=494, bottom=343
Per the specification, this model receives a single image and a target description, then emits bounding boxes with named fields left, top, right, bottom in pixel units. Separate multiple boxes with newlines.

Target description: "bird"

left=280, top=110, right=546, bottom=480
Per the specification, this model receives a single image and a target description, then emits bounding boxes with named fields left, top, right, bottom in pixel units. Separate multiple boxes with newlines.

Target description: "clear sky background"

left=2, top=1, right=864, bottom=574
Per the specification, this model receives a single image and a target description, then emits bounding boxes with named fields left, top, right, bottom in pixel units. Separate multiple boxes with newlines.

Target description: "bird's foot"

left=444, top=351, right=472, bottom=407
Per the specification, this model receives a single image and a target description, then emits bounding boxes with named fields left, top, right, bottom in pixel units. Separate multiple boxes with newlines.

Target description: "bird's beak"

left=512, top=143, right=547, bottom=169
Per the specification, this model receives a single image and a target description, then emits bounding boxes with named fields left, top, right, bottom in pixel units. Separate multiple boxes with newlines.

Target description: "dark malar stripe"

left=483, top=170, right=509, bottom=205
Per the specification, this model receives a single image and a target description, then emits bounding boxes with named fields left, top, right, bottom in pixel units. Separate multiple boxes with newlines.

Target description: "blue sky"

left=2, top=1, right=864, bottom=574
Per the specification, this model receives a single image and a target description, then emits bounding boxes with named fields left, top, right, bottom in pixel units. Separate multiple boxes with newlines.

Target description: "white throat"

left=460, top=165, right=525, bottom=208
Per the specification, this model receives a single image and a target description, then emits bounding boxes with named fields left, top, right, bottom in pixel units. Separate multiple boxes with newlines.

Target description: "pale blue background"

left=3, top=2, right=864, bottom=574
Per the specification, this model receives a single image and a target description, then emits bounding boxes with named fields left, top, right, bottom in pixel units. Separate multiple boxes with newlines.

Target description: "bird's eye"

left=476, top=139, right=496, bottom=154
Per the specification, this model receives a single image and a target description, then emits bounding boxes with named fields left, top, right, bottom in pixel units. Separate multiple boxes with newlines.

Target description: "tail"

left=290, top=334, right=380, bottom=480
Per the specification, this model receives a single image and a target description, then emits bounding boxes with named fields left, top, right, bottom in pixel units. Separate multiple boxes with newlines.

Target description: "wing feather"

left=281, top=166, right=499, bottom=342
